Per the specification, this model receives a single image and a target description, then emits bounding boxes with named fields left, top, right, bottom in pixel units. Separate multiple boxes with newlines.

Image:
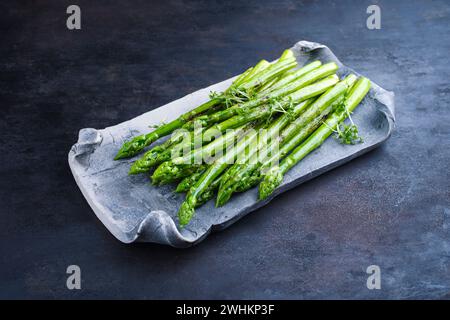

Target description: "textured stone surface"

left=1, top=0, right=449, bottom=299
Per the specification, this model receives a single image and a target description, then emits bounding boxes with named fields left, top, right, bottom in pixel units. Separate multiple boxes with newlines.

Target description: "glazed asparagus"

left=151, top=75, right=339, bottom=183
left=112, top=49, right=375, bottom=229
left=177, top=125, right=262, bottom=226
left=176, top=77, right=344, bottom=225
left=202, top=73, right=339, bottom=141
left=114, top=50, right=297, bottom=160
left=216, top=74, right=358, bottom=206
left=259, top=77, right=371, bottom=200
left=184, top=62, right=338, bottom=131
left=140, top=68, right=338, bottom=172
left=151, top=123, right=252, bottom=185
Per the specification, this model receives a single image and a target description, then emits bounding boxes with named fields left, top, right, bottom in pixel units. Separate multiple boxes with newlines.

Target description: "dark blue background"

left=1, top=0, right=449, bottom=299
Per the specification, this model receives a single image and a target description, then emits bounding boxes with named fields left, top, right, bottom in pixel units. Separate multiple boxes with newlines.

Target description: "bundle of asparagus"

left=114, top=49, right=371, bottom=227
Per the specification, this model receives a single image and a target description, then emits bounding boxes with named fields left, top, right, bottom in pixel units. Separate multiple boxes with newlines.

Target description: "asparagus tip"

left=114, top=139, right=140, bottom=160
left=175, top=184, right=185, bottom=193
left=178, top=201, right=195, bottom=227
left=259, top=167, right=284, bottom=200
left=216, top=185, right=233, bottom=207
left=151, top=162, right=171, bottom=184
left=128, top=161, right=142, bottom=175
left=114, top=150, right=127, bottom=160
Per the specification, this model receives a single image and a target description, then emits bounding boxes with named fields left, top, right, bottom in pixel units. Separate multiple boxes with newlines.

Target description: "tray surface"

left=68, top=41, right=395, bottom=247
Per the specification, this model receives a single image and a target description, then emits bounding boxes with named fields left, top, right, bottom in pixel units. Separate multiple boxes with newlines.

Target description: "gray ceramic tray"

left=68, top=40, right=395, bottom=247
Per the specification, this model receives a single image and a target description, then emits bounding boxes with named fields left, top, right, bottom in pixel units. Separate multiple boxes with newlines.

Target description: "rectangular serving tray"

left=68, top=40, right=395, bottom=247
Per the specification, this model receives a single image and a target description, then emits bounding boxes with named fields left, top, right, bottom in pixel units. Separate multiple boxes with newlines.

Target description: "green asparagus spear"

left=259, top=60, right=322, bottom=94
left=220, top=112, right=331, bottom=198
left=260, top=62, right=338, bottom=100
left=130, top=124, right=207, bottom=174
left=161, top=74, right=338, bottom=179
left=129, top=138, right=173, bottom=174
left=178, top=165, right=224, bottom=225
left=259, top=77, right=371, bottom=200
left=217, top=98, right=315, bottom=191
left=132, top=63, right=281, bottom=172
left=256, top=77, right=279, bottom=93
left=177, top=125, right=262, bottom=226
left=231, top=66, right=255, bottom=88
left=132, top=65, right=261, bottom=168
left=202, top=74, right=339, bottom=141
left=255, top=63, right=298, bottom=93
left=216, top=74, right=357, bottom=206
left=212, top=56, right=297, bottom=108
left=184, top=62, right=338, bottom=130
left=153, top=74, right=338, bottom=182
left=217, top=98, right=343, bottom=205
left=128, top=126, right=199, bottom=175
left=115, top=52, right=294, bottom=160
left=152, top=163, right=206, bottom=186
left=175, top=166, right=208, bottom=192
left=239, top=50, right=297, bottom=90
left=278, top=74, right=357, bottom=142
left=151, top=123, right=252, bottom=184
left=114, top=98, right=220, bottom=160
left=132, top=64, right=278, bottom=172
left=214, top=60, right=271, bottom=108
left=196, top=176, right=222, bottom=206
